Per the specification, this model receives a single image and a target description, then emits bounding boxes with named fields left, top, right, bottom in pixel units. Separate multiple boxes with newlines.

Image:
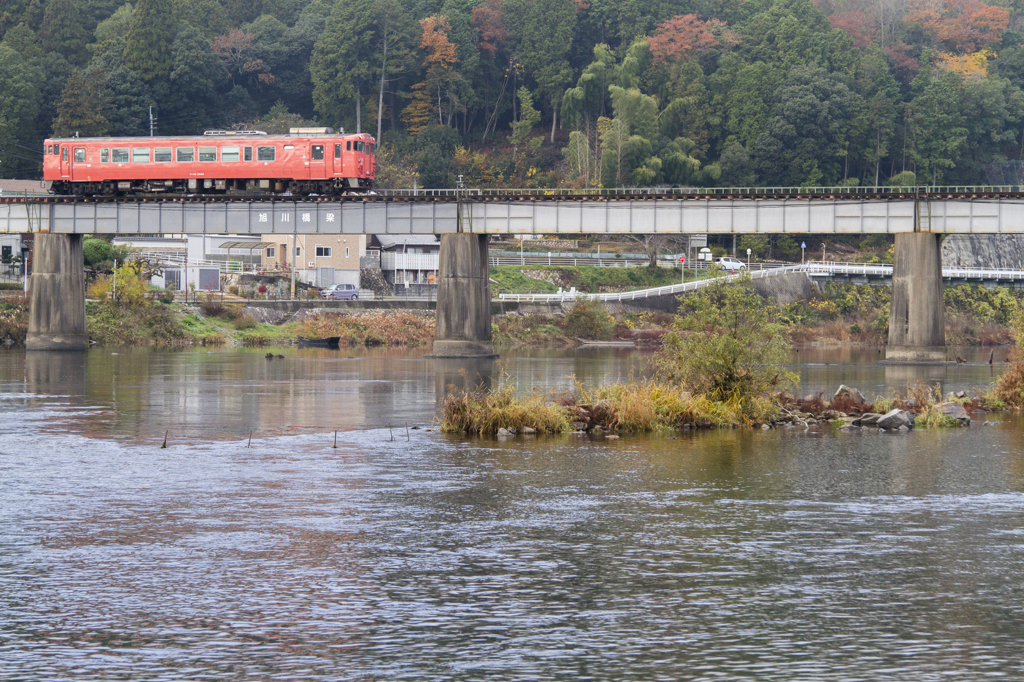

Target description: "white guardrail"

left=498, top=261, right=1024, bottom=302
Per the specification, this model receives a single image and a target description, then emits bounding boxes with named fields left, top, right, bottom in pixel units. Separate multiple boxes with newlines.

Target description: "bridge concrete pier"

left=431, top=234, right=497, bottom=358
left=885, top=233, right=946, bottom=364
left=26, top=233, right=88, bottom=351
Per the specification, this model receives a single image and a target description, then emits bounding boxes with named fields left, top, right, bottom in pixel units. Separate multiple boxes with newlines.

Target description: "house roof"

left=375, top=234, right=439, bottom=249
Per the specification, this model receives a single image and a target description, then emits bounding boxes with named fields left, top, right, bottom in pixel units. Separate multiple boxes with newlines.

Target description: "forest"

left=3, top=0, right=1024, bottom=189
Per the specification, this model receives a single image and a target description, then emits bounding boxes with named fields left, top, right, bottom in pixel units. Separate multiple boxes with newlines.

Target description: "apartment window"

left=222, top=146, right=240, bottom=162
left=345, top=247, right=350, bottom=258
left=100, top=148, right=109, bottom=163
left=295, top=246, right=301, bottom=257
left=73, top=148, right=85, bottom=162
left=257, top=146, right=275, bottom=161
left=315, top=246, right=331, bottom=257
left=176, top=147, right=194, bottom=162
left=132, top=148, right=150, bottom=163
left=154, top=147, right=172, bottom=163
left=111, top=148, right=129, bottom=163
left=198, top=146, right=217, bottom=162
left=266, top=247, right=275, bottom=258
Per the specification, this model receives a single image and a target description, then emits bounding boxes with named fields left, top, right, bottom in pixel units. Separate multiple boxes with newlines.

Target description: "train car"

left=42, top=128, right=375, bottom=196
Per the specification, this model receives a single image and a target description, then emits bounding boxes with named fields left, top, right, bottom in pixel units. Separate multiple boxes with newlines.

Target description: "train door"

left=333, top=143, right=343, bottom=179
left=72, top=147, right=86, bottom=181
left=59, top=145, right=70, bottom=179
left=309, top=144, right=326, bottom=180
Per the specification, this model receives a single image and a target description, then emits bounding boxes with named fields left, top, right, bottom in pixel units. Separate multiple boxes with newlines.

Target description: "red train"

left=42, top=128, right=375, bottom=196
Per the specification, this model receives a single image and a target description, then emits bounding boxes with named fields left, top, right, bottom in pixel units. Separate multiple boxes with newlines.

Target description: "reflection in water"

left=1, top=347, right=1024, bottom=679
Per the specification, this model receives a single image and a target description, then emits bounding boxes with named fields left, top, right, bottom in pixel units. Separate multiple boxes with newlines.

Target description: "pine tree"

left=124, top=0, right=177, bottom=82
left=53, top=70, right=110, bottom=137
left=39, top=0, right=89, bottom=65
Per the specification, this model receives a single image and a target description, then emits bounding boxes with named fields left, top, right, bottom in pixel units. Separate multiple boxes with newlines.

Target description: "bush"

left=657, top=275, right=796, bottom=402
left=235, top=312, right=258, bottom=330
left=562, top=299, right=614, bottom=340
left=199, top=295, right=225, bottom=318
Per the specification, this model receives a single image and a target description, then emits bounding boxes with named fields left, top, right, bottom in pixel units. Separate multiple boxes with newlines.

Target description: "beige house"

left=260, top=234, right=366, bottom=287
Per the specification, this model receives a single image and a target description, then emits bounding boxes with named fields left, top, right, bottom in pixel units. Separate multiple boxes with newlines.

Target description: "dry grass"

left=296, top=310, right=435, bottom=347
left=991, top=352, right=1024, bottom=408
left=439, top=383, right=571, bottom=435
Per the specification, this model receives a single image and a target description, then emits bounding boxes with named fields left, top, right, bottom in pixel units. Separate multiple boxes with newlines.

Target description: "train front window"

left=222, top=146, right=240, bottom=162
left=312, top=145, right=324, bottom=160
left=355, top=141, right=364, bottom=152
left=111, top=148, right=128, bottom=163
left=101, top=149, right=109, bottom=163
left=154, top=147, right=172, bottom=163
left=73, top=149, right=85, bottom=162
left=198, top=146, right=217, bottom=162
left=257, top=146, right=275, bottom=162
left=176, top=148, right=194, bottom=162
left=47, top=145, right=52, bottom=155
left=346, top=141, right=351, bottom=151
left=55, top=145, right=60, bottom=156
left=335, top=144, right=341, bottom=158
left=244, top=146, right=252, bottom=162
left=132, top=148, right=150, bottom=163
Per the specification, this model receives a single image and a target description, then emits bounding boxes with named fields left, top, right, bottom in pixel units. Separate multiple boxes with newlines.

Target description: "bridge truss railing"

left=374, top=185, right=1024, bottom=199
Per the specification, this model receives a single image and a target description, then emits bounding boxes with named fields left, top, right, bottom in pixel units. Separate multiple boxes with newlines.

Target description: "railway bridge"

left=6, top=186, right=1024, bottom=363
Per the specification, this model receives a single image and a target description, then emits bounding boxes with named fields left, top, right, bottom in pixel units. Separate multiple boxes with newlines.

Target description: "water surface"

left=1, top=347, right=1022, bottom=680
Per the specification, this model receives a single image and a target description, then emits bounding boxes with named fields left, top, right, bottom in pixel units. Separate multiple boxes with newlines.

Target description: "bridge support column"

left=432, top=233, right=496, bottom=358
left=885, top=232, right=946, bottom=364
left=26, top=233, right=88, bottom=352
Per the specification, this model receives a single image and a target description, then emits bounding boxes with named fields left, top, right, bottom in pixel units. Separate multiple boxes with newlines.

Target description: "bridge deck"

left=4, top=188, right=1024, bottom=234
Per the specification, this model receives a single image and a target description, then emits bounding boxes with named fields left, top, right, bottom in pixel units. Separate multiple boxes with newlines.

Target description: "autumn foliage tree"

left=904, top=0, right=1009, bottom=53
left=402, top=15, right=460, bottom=136
left=648, top=15, right=737, bottom=64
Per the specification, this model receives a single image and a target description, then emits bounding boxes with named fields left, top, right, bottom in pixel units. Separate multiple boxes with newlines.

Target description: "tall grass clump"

left=440, top=383, right=570, bottom=435
left=990, top=305, right=1024, bottom=408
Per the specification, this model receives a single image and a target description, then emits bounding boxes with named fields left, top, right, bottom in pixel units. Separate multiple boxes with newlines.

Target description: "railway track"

left=5, top=186, right=1024, bottom=204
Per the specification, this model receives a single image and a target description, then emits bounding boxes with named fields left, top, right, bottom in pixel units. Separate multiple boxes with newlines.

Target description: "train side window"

left=55, top=145, right=60, bottom=156
left=176, top=148, right=194, bottom=162
left=198, top=146, right=217, bottom=162
left=244, top=146, right=252, bottom=162
left=47, top=145, right=53, bottom=155
left=312, top=145, right=324, bottom=160
left=154, top=147, right=172, bottom=163
left=111, top=148, right=129, bottom=163
left=257, top=146, right=275, bottom=162
left=346, top=141, right=351, bottom=151
left=335, top=144, right=341, bottom=158
left=222, top=146, right=240, bottom=162
left=132, top=148, right=150, bottom=163
left=101, top=149, right=109, bottom=163
left=62, top=147, right=68, bottom=161
left=73, top=148, right=85, bottom=162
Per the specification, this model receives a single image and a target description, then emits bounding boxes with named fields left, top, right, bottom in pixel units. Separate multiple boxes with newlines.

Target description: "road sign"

left=689, top=234, right=708, bottom=248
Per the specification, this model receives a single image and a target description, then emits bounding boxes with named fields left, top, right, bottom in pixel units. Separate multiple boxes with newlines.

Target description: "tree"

left=648, top=14, right=737, bottom=65
left=312, top=0, right=417, bottom=135
left=39, top=0, right=89, bottom=65
left=124, top=0, right=177, bottom=82
left=751, top=65, right=861, bottom=185
left=906, top=71, right=968, bottom=184
left=0, top=44, right=43, bottom=177
left=53, top=69, right=109, bottom=137
left=657, top=276, right=796, bottom=402
left=509, top=86, right=540, bottom=161
left=402, top=15, right=462, bottom=136
left=414, top=124, right=460, bottom=187
left=718, top=142, right=755, bottom=186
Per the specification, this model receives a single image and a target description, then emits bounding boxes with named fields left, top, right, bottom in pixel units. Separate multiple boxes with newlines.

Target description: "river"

left=1, top=347, right=1023, bottom=680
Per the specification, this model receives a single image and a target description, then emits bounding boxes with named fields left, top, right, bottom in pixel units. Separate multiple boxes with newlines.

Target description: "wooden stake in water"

left=247, top=431, right=252, bottom=448
left=406, top=423, right=410, bottom=441
left=333, top=430, right=338, bottom=449
left=389, top=424, right=394, bottom=441
left=161, top=430, right=168, bottom=449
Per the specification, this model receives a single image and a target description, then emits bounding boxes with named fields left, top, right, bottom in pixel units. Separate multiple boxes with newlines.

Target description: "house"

left=260, top=234, right=365, bottom=287
left=372, top=235, right=440, bottom=288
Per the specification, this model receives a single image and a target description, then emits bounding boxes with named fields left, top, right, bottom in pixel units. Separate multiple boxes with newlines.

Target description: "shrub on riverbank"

left=658, top=276, right=796, bottom=401
left=0, top=295, right=28, bottom=346
left=87, top=301, right=191, bottom=346
left=562, top=299, right=615, bottom=340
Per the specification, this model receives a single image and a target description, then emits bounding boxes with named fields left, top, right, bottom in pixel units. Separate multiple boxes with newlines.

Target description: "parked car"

left=322, top=283, right=359, bottom=300
left=715, top=256, right=747, bottom=271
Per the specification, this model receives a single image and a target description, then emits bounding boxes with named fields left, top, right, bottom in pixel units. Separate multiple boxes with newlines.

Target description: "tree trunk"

left=377, top=40, right=388, bottom=144
left=550, top=107, right=557, bottom=144
left=356, top=95, right=361, bottom=134
left=389, top=90, right=397, bottom=131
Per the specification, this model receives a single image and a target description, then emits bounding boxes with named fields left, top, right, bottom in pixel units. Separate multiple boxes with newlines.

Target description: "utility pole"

left=149, top=107, right=154, bottom=137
